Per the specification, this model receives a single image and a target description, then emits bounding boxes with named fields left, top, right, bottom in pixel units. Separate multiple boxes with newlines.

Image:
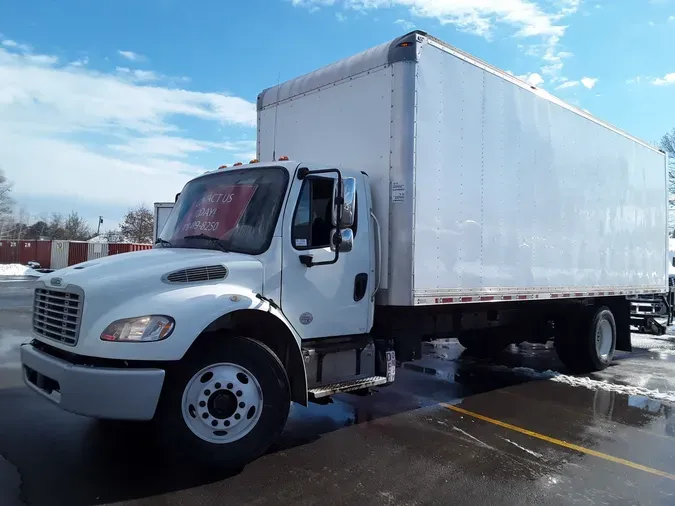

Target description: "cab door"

left=280, top=166, right=372, bottom=339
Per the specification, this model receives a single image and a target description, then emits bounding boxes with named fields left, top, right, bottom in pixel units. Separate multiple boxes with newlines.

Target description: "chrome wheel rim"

left=595, top=319, right=613, bottom=361
left=181, top=363, right=263, bottom=444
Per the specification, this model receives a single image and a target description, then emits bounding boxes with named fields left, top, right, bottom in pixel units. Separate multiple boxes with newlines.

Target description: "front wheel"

left=155, top=336, right=291, bottom=469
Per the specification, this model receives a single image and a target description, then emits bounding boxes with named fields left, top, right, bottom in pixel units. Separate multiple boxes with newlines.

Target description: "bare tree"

left=0, top=168, right=13, bottom=218
left=120, top=205, right=153, bottom=243
left=46, top=213, right=66, bottom=239
left=64, top=211, right=93, bottom=241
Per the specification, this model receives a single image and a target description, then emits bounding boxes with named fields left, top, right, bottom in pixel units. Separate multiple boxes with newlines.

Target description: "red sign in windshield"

left=172, top=184, right=258, bottom=241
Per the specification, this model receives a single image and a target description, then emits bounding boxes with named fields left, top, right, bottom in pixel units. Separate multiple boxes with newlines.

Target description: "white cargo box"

left=153, top=202, right=174, bottom=244
left=257, top=30, right=668, bottom=307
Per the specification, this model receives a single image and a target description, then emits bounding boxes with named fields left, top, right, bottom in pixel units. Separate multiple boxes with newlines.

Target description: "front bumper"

left=21, top=342, right=166, bottom=421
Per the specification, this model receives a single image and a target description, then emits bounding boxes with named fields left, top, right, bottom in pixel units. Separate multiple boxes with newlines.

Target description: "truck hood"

left=34, top=247, right=268, bottom=361
left=40, top=247, right=264, bottom=295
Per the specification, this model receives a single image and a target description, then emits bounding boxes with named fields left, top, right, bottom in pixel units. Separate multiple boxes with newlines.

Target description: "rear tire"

left=154, top=336, right=291, bottom=469
left=555, top=305, right=616, bottom=372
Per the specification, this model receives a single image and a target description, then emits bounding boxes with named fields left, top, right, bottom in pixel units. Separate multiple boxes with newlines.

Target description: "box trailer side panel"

left=413, top=41, right=668, bottom=303
left=258, top=50, right=397, bottom=291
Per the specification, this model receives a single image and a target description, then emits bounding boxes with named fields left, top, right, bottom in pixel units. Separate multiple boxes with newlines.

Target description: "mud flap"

left=613, top=298, right=632, bottom=352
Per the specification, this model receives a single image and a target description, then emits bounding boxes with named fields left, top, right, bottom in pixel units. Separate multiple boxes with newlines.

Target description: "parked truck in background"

left=153, top=202, right=174, bottom=245
left=21, top=30, right=668, bottom=469
left=629, top=239, right=675, bottom=333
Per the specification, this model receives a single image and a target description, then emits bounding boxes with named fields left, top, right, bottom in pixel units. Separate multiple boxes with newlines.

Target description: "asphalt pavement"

left=2, top=278, right=675, bottom=505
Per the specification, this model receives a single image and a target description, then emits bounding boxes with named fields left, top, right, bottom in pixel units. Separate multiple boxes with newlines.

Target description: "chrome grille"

left=165, top=265, right=228, bottom=283
left=33, top=287, right=83, bottom=346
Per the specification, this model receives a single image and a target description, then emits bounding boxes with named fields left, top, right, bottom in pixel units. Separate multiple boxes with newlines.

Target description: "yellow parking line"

left=442, top=403, right=675, bottom=481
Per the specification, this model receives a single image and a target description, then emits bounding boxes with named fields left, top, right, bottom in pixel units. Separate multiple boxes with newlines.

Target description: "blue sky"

left=1, top=0, right=674, bottom=233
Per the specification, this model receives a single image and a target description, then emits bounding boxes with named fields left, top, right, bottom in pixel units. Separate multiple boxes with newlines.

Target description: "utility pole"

left=97, top=216, right=103, bottom=235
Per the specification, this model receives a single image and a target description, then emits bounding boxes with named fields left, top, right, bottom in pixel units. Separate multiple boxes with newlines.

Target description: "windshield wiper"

left=155, top=238, right=172, bottom=247
left=183, top=234, right=229, bottom=253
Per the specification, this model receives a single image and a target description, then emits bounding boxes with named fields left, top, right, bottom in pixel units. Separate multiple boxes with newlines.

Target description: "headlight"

left=100, top=316, right=175, bottom=342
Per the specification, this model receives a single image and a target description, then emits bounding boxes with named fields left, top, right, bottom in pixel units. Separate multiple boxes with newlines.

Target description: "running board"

left=308, top=376, right=388, bottom=399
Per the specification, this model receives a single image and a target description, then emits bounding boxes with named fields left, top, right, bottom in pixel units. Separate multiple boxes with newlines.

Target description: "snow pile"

left=488, top=365, right=675, bottom=404
left=0, top=264, right=42, bottom=278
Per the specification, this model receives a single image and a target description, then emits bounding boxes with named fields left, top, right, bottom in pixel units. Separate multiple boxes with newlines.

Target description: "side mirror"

left=331, top=176, right=356, bottom=228
left=340, top=177, right=356, bottom=228
left=330, top=228, right=353, bottom=253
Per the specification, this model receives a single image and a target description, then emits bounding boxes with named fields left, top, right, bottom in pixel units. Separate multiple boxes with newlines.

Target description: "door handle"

left=354, top=273, right=368, bottom=301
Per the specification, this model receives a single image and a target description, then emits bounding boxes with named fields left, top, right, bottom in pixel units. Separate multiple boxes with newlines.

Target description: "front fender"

left=72, top=284, right=279, bottom=361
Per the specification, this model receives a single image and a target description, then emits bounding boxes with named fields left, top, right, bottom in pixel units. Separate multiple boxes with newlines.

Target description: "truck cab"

left=21, top=160, right=391, bottom=469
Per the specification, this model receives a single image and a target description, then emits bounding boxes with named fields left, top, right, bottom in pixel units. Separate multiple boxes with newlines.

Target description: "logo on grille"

left=50, top=277, right=63, bottom=287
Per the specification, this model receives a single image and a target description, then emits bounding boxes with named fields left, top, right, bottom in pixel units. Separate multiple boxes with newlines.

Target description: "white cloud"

left=669, top=15, right=675, bottom=22
left=115, top=66, right=161, bottom=82
left=68, top=56, right=89, bottom=67
left=556, top=80, right=579, bottom=89
left=0, top=39, right=257, bottom=220
left=293, top=1, right=580, bottom=87
left=395, top=19, right=416, bottom=31
left=293, top=0, right=580, bottom=39
left=581, top=77, right=598, bottom=89
left=652, top=73, right=675, bottom=86
left=335, top=11, right=347, bottom=21
left=109, top=137, right=256, bottom=159
left=2, top=39, right=31, bottom=52
left=518, top=72, right=544, bottom=87
left=118, top=50, right=144, bottom=62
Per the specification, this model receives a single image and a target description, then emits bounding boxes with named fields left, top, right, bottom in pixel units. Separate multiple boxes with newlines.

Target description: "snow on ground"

left=486, top=365, right=675, bottom=404
left=631, top=333, right=675, bottom=354
left=0, top=264, right=42, bottom=278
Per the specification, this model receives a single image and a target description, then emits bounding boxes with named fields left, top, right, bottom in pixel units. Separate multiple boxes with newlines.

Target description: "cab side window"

left=292, top=177, right=335, bottom=250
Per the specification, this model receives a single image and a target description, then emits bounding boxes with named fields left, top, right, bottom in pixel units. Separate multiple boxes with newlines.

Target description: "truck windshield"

left=158, top=167, right=289, bottom=255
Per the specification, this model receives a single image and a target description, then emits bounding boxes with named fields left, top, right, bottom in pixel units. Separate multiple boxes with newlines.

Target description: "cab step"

left=308, top=376, right=388, bottom=399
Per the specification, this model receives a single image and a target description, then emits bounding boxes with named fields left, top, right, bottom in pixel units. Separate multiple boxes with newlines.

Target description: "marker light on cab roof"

left=278, top=156, right=289, bottom=161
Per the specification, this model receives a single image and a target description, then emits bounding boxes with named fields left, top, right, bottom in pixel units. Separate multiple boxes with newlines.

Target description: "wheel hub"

left=595, top=319, right=613, bottom=360
left=208, top=389, right=237, bottom=419
left=181, top=362, right=263, bottom=444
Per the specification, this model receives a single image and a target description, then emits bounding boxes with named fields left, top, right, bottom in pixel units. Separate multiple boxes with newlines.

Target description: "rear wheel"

left=555, top=305, right=616, bottom=372
left=155, top=336, right=291, bottom=469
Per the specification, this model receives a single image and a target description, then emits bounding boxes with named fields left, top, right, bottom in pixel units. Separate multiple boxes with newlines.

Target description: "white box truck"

left=21, top=31, right=668, bottom=468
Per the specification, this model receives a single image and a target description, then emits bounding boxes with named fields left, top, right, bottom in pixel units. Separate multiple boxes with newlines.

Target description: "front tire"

left=155, top=336, right=291, bottom=469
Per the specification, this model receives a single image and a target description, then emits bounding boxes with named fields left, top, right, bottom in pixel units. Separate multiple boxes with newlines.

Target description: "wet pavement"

left=2, top=279, right=675, bottom=505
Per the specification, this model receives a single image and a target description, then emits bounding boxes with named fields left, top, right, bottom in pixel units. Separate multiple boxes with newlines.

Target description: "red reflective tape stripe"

left=503, top=295, right=513, bottom=300
left=574, top=293, right=583, bottom=297
left=442, top=297, right=454, bottom=303
left=517, top=295, right=527, bottom=300
left=461, top=296, right=473, bottom=303
left=551, top=294, right=559, bottom=298
left=480, top=296, right=494, bottom=301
